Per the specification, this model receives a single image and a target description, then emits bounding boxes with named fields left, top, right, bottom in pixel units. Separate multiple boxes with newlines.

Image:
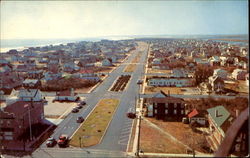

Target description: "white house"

left=246, top=74, right=249, bottom=86
left=55, top=88, right=78, bottom=101
left=43, top=71, right=63, bottom=81
left=152, top=58, right=161, bottom=65
left=209, top=56, right=221, bottom=66
left=6, top=89, right=44, bottom=105
left=232, top=69, right=247, bottom=80
left=171, top=68, right=188, bottom=78
left=187, top=109, right=207, bottom=126
left=72, top=70, right=101, bottom=82
left=213, top=69, right=228, bottom=79
left=63, top=61, right=79, bottom=72
left=208, top=76, right=224, bottom=91
left=102, top=58, right=113, bottom=66
left=148, top=77, right=194, bottom=87
left=23, top=79, right=40, bottom=88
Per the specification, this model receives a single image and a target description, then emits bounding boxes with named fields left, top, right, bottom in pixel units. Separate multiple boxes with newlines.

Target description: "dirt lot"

left=145, top=86, right=184, bottom=95
left=140, top=119, right=188, bottom=153
left=147, top=68, right=172, bottom=74
left=146, top=118, right=211, bottom=153
left=144, top=86, right=200, bottom=95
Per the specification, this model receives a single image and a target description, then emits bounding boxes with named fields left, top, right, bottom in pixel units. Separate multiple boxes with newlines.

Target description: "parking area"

left=118, top=117, right=134, bottom=146
left=44, top=97, right=79, bottom=119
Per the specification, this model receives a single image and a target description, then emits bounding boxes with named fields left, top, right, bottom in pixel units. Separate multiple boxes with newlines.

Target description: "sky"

left=0, top=0, right=248, bottom=39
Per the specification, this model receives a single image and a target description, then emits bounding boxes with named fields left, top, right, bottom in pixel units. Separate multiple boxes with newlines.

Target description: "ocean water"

left=1, top=35, right=248, bottom=53
left=0, top=38, right=102, bottom=53
left=0, top=36, right=137, bottom=53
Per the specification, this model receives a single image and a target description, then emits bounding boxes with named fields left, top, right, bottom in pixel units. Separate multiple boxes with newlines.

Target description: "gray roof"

left=23, top=79, right=39, bottom=84
left=207, top=105, right=230, bottom=127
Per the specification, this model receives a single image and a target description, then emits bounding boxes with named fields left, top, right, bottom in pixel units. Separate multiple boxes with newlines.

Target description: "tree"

left=207, top=83, right=212, bottom=95
left=194, top=64, right=213, bottom=85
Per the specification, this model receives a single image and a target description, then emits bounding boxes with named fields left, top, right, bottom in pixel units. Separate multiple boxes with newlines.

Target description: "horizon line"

left=1, top=34, right=249, bottom=40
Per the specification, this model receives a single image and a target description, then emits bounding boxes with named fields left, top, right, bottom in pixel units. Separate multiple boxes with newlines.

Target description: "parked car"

left=137, top=79, right=143, bottom=84
left=46, top=137, right=57, bottom=147
left=72, top=108, right=79, bottom=113
left=127, top=112, right=136, bottom=119
left=76, top=116, right=84, bottom=123
left=58, top=135, right=68, bottom=147
left=76, top=105, right=83, bottom=109
left=79, top=101, right=86, bottom=105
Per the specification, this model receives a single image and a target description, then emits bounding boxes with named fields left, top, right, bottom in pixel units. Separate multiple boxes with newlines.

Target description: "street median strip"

left=69, top=99, right=120, bottom=147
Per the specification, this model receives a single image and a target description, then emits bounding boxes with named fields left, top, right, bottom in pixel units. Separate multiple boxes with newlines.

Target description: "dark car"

left=72, top=108, right=79, bottom=113
left=76, top=105, right=83, bottom=109
left=58, top=135, right=68, bottom=147
left=46, top=137, right=57, bottom=147
left=76, top=116, right=84, bottom=123
left=79, top=101, right=86, bottom=105
left=137, top=80, right=143, bottom=85
left=127, top=112, right=136, bottom=119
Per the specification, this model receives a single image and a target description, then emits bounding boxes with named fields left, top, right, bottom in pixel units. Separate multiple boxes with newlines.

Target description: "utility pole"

left=28, top=105, right=32, bottom=141
left=135, top=95, right=137, bottom=113
left=22, top=116, right=25, bottom=151
left=136, top=116, right=141, bottom=157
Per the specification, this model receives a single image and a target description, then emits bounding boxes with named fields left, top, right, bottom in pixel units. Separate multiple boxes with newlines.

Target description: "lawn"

left=69, top=99, right=120, bottom=147
left=225, top=80, right=249, bottom=94
left=124, top=52, right=142, bottom=72
left=140, top=119, right=188, bottom=153
left=144, top=86, right=184, bottom=95
left=146, top=118, right=211, bottom=153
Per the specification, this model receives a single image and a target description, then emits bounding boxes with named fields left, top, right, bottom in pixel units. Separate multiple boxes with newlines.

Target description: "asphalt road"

left=24, top=42, right=149, bottom=158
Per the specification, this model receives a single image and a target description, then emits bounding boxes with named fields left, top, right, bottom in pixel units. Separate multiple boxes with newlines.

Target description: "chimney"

left=235, top=109, right=239, bottom=117
left=215, top=110, right=219, bottom=117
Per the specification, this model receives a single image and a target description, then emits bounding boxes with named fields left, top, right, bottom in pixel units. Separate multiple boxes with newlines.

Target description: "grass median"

left=124, top=64, right=137, bottom=72
left=124, top=53, right=141, bottom=72
left=69, top=99, right=120, bottom=147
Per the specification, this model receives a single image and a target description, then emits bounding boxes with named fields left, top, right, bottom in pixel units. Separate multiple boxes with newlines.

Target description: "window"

left=7, top=120, right=10, bottom=127
left=165, top=103, right=168, bottom=108
left=155, top=109, right=157, bottom=114
left=165, top=109, right=168, bottom=114
left=174, top=109, right=177, bottom=114
left=181, top=104, right=184, bottom=108
left=174, top=103, right=177, bottom=108
left=181, top=110, right=184, bottom=114
left=0, top=120, right=3, bottom=124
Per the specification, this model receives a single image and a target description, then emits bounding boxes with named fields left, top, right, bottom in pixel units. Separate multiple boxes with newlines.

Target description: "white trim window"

left=174, top=109, right=177, bottom=114
left=165, top=103, right=168, bottom=108
left=174, top=103, right=177, bottom=108
left=181, top=110, right=184, bottom=114
left=165, top=109, right=168, bottom=114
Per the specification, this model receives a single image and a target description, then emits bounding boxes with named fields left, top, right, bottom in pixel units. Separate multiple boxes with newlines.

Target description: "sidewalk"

left=131, top=43, right=150, bottom=156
